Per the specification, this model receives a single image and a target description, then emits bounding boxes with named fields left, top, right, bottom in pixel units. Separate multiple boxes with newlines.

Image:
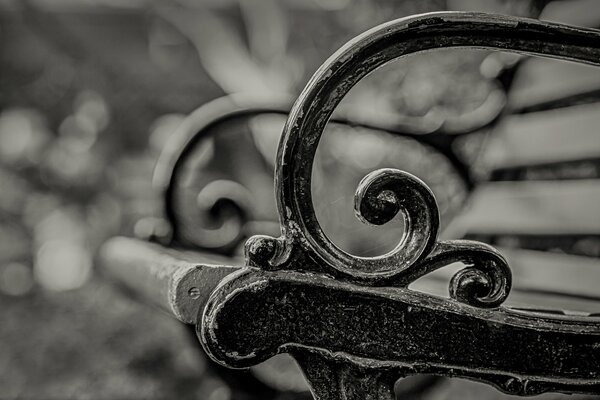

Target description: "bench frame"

left=195, top=12, right=600, bottom=400
left=100, top=11, right=600, bottom=400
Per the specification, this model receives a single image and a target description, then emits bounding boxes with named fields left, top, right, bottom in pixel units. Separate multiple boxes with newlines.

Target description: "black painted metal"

left=154, top=28, right=600, bottom=261
left=153, top=96, right=478, bottom=254
left=194, top=12, right=600, bottom=399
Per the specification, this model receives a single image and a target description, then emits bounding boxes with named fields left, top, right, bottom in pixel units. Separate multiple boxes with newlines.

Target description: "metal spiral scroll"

left=246, top=12, right=600, bottom=307
left=354, top=169, right=512, bottom=308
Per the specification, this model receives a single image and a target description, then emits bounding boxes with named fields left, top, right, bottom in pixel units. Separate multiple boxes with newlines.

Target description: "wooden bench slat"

left=501, top=248, right=600, bottom=299
left=508, top=57, right=600, bottom=112
left=482, top=103, right=600, bottom=170
left=509, top=88, right=600, bottom=115
left=539, top=0, right=600, bottom=28
left=443, top=180, right=600, bottom=237
left=489, top=157, right=600, bottom=181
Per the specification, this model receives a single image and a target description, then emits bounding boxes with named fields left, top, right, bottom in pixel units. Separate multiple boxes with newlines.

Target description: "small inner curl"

left=356, top=188, right=401, bottom=226
left=449, top=262, right=511, bottom=309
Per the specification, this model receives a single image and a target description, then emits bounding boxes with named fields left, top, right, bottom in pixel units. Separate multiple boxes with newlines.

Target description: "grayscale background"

left=0, top=0, right=599, bottom=399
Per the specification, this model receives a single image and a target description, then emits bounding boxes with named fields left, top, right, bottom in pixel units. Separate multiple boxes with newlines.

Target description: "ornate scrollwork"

left=252, top=12, right=600, bottom=304
left=353, top=168, right=510, bottom=307
left=247, top=165, right=511, bottom=307
left=200, top=11, right=600, bottom=400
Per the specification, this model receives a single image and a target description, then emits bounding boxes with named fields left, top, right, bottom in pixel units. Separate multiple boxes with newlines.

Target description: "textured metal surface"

left=198, top=12, right=600, bottom=399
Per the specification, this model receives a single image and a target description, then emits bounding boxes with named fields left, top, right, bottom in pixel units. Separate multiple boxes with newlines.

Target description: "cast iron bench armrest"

left=100, top=11, right=600, bottom=400
left=203, top=12, right=600, bottom=399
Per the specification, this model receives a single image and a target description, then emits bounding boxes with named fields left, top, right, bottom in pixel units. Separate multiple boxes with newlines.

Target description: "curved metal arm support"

left=272, top=11, right=600, bottom=284
left=199, top=12, right=600, bottom=399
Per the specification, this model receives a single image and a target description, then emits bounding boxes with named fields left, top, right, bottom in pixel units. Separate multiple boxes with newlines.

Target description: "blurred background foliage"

left=0, top=0, right=594, bottom=398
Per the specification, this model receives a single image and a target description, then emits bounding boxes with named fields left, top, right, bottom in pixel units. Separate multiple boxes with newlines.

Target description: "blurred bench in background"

left=440, top=56, right=600, bottom=314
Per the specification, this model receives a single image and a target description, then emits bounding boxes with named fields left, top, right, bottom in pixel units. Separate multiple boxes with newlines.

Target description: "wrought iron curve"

left=151, top=89, right=506, bottom=255
left=255, top=10, right=600, bottom=285
left=198, top=12, right=600, bottom=399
